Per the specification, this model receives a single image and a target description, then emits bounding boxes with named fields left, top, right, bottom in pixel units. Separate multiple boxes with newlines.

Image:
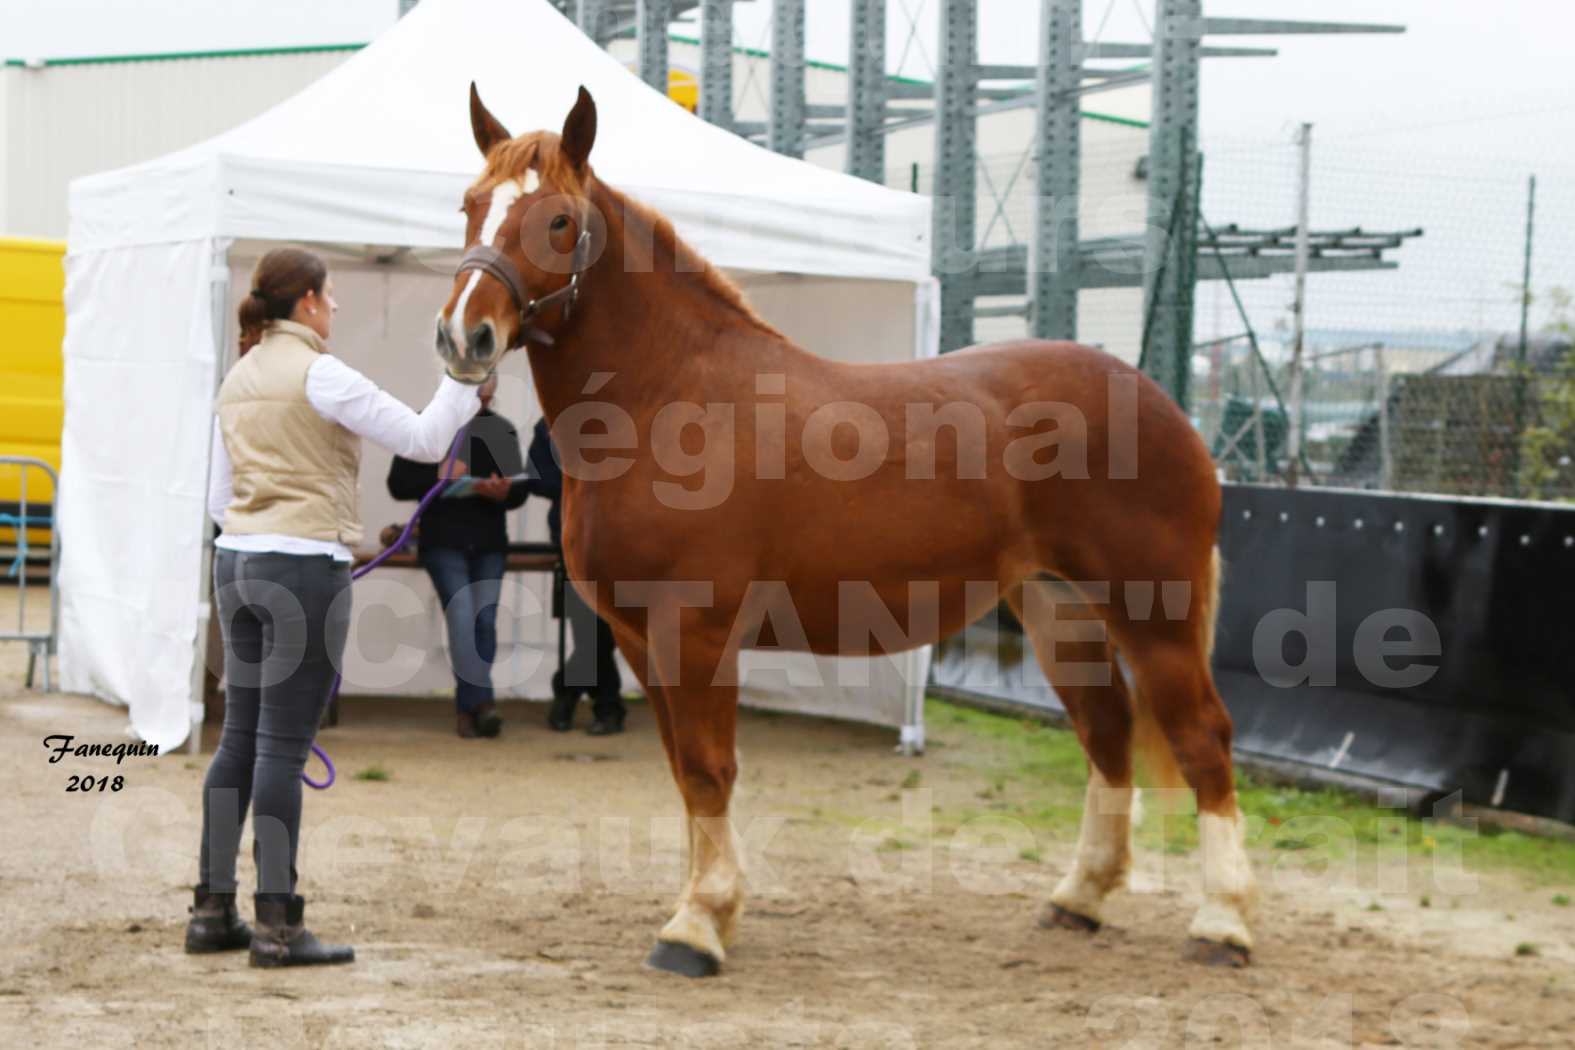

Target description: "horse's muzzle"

left=434, top=314, right=496, bottom=384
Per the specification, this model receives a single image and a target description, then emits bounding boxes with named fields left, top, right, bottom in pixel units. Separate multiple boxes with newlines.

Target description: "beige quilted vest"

left=216, top=320, right=363, bottom=546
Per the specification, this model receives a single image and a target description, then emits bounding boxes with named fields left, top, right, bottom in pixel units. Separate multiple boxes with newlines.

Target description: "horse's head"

left=437, top=84, right=599, bottom=382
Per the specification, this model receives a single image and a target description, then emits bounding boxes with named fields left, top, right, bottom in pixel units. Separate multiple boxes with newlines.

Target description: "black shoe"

left=587, top=704, right=626, bottom=736
left=184, top=885, right=252, bottom=954
left=473, top=701, right=502, bottom=738
left=548, top=670, right=579, bottom=732
left=250, top=895, right=355, bottom=968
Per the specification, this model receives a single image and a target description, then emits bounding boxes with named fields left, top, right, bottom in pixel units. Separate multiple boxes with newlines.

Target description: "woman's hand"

left=475, top=474, right=512, bottom=502
left=443, top=459, right=469, bottom=480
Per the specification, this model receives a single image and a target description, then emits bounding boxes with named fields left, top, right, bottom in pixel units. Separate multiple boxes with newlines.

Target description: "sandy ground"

left=2, top=592, right=1573, bottom=1049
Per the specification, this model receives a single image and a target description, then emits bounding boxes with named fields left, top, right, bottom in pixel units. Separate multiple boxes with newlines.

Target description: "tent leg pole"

left=188, top=238, right=233, bottom=757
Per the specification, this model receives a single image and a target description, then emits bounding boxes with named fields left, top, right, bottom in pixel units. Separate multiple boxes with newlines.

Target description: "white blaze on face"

left=449, top=170, right=541, bottom=352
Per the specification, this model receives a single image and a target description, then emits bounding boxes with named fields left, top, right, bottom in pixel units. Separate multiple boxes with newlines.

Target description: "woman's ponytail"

left=237, top=248, right=328, bottom=355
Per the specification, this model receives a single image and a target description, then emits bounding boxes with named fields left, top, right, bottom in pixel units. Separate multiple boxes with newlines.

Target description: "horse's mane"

left=601, top=183, right=784, bottom=341
left=475, top=131, right=784, bottom=343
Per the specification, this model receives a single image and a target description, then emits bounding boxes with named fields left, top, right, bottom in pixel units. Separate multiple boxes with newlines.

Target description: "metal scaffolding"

left=698, top=0, right=734, bottom=131
left=932, top=0, right=980, bottom=355
left=1137, top=5, right=1403, bottom=405
left=768, top=0, right=806, bottom=158
left=1030, top=0, right=1081, bottom=341
left=637, top=0, right=672, bottom=93
left=1142, top=0, right=1202, bottom=406
left=562, top=0, right=1411, bottom=412
left=571, top=0, right=698, bottom=48
left=845, top=0, right=887, bottom=183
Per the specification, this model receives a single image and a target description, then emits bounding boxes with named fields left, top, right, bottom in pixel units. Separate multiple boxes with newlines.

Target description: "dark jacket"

left=522, top=417, right=565, bottom=547
left=386, top=409, right=527, bottom=553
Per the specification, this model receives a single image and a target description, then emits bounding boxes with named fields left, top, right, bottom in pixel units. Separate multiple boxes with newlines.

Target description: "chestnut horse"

left=438, top=86, right=1257, bottom=976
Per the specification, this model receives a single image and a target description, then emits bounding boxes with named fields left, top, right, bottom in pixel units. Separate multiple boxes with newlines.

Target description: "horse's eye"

left=550, top=215, right=570, bottom=233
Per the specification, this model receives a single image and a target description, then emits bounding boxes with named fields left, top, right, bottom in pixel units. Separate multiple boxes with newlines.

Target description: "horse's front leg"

left=643, top=628, right=742, bottom=978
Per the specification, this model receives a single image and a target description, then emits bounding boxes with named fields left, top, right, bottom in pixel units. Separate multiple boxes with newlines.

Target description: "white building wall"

left=1, top=48, right=359, bottom=239
left=0, top=69, right=11, bottom=233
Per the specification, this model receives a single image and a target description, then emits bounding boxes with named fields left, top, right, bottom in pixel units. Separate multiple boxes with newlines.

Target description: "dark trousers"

left=563, top=583, right=624, bottom=720
left=199, top=550, right=349, bottom=897
left=421, top=546, right=506, bottom=712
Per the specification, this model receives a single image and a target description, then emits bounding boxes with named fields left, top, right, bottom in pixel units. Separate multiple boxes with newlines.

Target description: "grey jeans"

left=198, top=549, right=350, bottom=897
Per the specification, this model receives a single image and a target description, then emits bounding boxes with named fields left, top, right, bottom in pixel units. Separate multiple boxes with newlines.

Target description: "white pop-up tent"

left=59, top=0, right=937, bottom=753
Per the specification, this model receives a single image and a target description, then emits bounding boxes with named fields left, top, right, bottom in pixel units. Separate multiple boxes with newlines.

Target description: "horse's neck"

left=526, top=182, right=790, bottom=422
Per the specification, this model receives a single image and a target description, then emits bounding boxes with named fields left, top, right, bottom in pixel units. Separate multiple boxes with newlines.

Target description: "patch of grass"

left=1515, top=942, right=1540, bottom=957
left=1420, top=895, right=1431, bottom=908
left=879, top=837, right=915, bottom=852
left=899, top=770, right=922, bottom=790
left=1366, top=901, right=1384, bottom=912
left=1273, top=836, right=1317, bottom=851
left=1018, top=848, right=1042, bottom=863
left=923, top=696, right=1575, bottom=886
left=1553, top=894, right=1571, bottom=907
left=352, top=765, right=391, bottom=782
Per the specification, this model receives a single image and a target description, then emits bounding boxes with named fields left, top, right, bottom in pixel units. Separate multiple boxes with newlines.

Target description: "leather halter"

left=455, top=228, right=593, bottom=350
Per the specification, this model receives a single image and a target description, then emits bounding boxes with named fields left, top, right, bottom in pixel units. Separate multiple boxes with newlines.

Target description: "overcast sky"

left=6, top=0, right=1568, bottom=169
left=6, top=0, right=1570, bottom=334
left=4, top=0, right=1567, bottom=164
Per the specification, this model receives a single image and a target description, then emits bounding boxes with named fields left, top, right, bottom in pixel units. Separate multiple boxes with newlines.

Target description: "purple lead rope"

left=302, top=427, right=468, bottom=790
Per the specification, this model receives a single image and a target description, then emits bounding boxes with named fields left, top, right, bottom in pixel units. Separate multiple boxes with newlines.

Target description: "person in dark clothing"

left=522, top=416, right=626, bottom=735
left=387, top=376, right=526, bottom=739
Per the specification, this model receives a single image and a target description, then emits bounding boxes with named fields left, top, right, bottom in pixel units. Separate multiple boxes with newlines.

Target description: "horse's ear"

left=470, top=82, right=512, bottom=157
left=559, top=86, right=597, bottom=172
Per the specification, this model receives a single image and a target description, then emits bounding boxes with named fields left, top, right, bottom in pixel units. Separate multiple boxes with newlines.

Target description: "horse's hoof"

left=1038, top=904, right=1101, bottom=934
left=1184, top=938, right=1250, bottom=968
left=645, top=939, right=722, bottom=978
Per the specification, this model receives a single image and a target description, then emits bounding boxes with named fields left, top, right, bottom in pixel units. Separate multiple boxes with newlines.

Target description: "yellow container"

left=0, top=237, right=64, bottom=545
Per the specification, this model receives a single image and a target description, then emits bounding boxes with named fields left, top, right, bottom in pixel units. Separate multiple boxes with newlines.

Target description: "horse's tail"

left=1129, top=545, right=1221, bottom=794
left=1131, top=682, right=1186, bottom=794
left=1200, top=544, right=1223, bottom=668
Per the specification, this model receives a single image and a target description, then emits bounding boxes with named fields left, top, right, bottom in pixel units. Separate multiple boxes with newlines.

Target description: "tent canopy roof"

left=66, top=0, right=930, bottom=282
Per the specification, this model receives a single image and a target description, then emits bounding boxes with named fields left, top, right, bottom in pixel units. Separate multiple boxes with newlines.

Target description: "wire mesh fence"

left=891, top=131, right=1575, bottom=505
left=1195, top=140, right=1575, bottom=504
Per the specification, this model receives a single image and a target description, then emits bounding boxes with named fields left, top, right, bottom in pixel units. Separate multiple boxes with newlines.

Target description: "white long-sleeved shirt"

left=208, top=355, right=480, bottom=561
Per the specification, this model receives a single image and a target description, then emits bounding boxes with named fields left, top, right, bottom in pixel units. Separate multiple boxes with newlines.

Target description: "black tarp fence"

left=929, top=483, right=1575, bottom=824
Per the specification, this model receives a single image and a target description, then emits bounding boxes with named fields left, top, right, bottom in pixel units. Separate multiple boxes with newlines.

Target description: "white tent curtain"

left=57, top=238, right=227, bottom=751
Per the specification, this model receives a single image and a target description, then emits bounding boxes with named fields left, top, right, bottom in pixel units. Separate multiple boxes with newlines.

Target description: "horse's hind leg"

left=1113, top=552, right=1256, bottom=965
left=1123, top=633, right=1255, bottom=964
left=1006, top=581, right=1137, bottom=933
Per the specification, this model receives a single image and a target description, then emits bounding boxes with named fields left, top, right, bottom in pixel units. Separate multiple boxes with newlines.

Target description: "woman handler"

left=186, top=248, right=480, bottom=967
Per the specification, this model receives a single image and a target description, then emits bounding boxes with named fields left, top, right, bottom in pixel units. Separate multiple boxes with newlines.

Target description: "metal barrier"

left=931, top=484, right=1575, bottom=824
left=0, top=457, right=59, bottom=690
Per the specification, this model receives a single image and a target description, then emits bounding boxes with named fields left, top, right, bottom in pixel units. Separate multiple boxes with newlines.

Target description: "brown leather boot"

left=456, top=710, right=479, bottom=738
left=250, top=895, right=354, bottom=968
left=184, top=885, right=252, bottom=954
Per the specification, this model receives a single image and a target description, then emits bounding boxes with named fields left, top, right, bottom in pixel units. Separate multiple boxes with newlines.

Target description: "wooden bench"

left=323, top=541, right=568, bottom=726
